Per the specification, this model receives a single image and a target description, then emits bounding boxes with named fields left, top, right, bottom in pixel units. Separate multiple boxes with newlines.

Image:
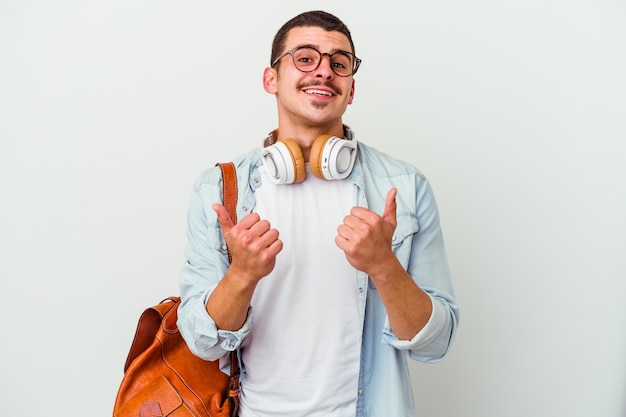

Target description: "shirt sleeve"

left=176, top=171, right=252, bottom=361
left=382, top=294, right=454, bottom=362
left=381, top=174, right=459, bottom=363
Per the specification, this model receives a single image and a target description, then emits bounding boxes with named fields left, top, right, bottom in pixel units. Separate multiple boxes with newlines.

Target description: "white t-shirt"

left=238, top=164, right=361, bottom=417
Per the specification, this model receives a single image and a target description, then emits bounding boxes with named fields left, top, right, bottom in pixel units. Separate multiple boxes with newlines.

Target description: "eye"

left=293, top=48, right=319, bottom=66
left=331, top=53, right=352, bottom=70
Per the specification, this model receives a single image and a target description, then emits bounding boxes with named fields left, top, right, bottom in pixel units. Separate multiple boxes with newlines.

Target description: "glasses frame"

left=271, top=46, right=362, bottom=77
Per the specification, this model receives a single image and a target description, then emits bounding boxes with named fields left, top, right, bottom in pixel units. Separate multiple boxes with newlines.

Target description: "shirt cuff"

left=216, top=308, right=253, bottom=350
left=383, top=294, right=446, bottom=350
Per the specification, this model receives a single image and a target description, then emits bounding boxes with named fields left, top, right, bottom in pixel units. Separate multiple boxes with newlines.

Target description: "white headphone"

left=260, top=127, right=358, bottom=184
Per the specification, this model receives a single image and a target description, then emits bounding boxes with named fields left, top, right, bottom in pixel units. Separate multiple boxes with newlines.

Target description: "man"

left=178, top=10, right=459, bottom=417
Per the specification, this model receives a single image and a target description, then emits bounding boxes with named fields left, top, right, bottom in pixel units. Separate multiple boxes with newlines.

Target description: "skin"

left=207, top=26, right=432, bottom=341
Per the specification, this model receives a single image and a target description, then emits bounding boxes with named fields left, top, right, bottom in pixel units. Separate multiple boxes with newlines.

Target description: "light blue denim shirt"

left=178, top=140, right=459, bottom=417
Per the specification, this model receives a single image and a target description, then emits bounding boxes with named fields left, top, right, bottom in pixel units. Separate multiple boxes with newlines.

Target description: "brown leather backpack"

left=113, top=162, right=240, bottom=417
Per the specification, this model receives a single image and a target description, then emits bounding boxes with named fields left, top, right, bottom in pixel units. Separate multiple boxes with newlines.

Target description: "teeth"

left=304, top=89, right=332, bottom=96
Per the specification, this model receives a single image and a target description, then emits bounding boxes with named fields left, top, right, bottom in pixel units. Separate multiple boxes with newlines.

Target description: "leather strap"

left=217, top=162, right=238, bottom=224
left=216, top=161, right=240, bottom=417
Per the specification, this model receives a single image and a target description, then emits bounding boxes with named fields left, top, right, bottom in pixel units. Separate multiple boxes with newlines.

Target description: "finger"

left=348, top=206, right=374, bottom=222
left=253, top=224, right=280, bottom=248
left=336, top=223, right=351, bottom=240
left=212, top=203, right=235, bottom=234
left=268, top=237, right=284, bottom=256
left=248, top=218, right=272, bottom=237
left=382, top=188, right=398, bottom=229
left=341, top=214, right=361, bottom=230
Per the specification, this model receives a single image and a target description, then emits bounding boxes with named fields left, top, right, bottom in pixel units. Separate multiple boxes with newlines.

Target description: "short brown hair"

left=270, top=10, right=356, bottom=67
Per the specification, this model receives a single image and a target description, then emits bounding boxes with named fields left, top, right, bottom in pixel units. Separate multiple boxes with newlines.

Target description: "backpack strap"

left=216, top=162, right=238, bottom=262
left=216, top=161, right=240, bottom=417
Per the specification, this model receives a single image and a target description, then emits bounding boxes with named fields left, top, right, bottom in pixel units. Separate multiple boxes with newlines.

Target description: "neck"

left=274, top=124, right=345, bottom=161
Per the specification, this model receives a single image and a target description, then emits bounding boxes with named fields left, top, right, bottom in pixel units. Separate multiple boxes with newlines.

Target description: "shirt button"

left=242, top=206, right=248, bottom=212
left=222, top=244, right=227, bottom=251
left=358, top=287, right=364, bottom=293
left=358, top=388, right=363, bottom=395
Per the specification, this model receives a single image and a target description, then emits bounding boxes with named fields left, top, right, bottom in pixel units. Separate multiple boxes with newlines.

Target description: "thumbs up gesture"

left=335, top=188, right=398, bottom=275
left=212, top=204, right=283, bottom=283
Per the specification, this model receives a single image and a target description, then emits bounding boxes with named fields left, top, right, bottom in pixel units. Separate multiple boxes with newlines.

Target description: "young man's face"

left=264, top=26, right=356, bottom=132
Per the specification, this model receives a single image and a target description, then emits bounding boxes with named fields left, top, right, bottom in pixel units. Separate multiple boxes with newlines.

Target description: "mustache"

left=297, top=80, right=342, bottom=96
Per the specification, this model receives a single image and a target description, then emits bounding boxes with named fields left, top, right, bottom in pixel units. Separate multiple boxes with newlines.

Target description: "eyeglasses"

left=271, top=46, right=362, bottom=77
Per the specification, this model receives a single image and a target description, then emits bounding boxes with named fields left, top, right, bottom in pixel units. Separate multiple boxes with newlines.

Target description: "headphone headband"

left=262, top=125, right=355, bottom=147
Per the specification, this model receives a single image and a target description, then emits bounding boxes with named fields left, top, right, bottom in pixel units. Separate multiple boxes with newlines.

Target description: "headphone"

left=260, top=127, right=358, bottom=184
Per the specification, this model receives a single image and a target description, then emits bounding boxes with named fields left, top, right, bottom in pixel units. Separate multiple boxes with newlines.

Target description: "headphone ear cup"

left=309, top=135, right=357, bottom=180
left=309, top=135, right=333, bottom=180
left=260, top=138, right=307, bottom=184
left=281, top=138, right=306, bottom=183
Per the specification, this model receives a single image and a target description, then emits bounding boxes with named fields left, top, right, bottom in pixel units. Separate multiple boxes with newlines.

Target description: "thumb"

left=382, top=188, right=398, bottom=229
left=212, top=203, right=235, bottom=235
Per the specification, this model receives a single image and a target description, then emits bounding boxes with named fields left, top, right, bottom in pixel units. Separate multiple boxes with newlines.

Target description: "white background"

left=1, top=1, right=625, bottom=416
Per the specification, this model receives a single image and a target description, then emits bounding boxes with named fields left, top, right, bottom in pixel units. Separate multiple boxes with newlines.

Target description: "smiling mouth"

left=303, top=88, right=334, bottom=97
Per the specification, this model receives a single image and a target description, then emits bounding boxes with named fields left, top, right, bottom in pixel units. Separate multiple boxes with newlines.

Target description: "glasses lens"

left=293, top=47, right=321, bottom=72
left=329, top=52, right=353, bottom=77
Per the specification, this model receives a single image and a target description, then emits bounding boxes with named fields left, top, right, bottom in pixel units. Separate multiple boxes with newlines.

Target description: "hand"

left=212, top=204, right=283, bottom=285
left=335, top=188, right=398, bottom=275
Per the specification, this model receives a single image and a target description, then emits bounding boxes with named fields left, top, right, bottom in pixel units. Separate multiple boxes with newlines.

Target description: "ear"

left=263, top=67, right=278, bottom=94
left=348, top=79, right=355, bottom=104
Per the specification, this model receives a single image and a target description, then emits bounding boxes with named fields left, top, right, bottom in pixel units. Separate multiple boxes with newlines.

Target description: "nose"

left=314, top=53, right=335, bottom=78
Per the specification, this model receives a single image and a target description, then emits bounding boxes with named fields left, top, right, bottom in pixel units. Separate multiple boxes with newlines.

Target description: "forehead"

left=284, top=26, right=352, bottom=52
